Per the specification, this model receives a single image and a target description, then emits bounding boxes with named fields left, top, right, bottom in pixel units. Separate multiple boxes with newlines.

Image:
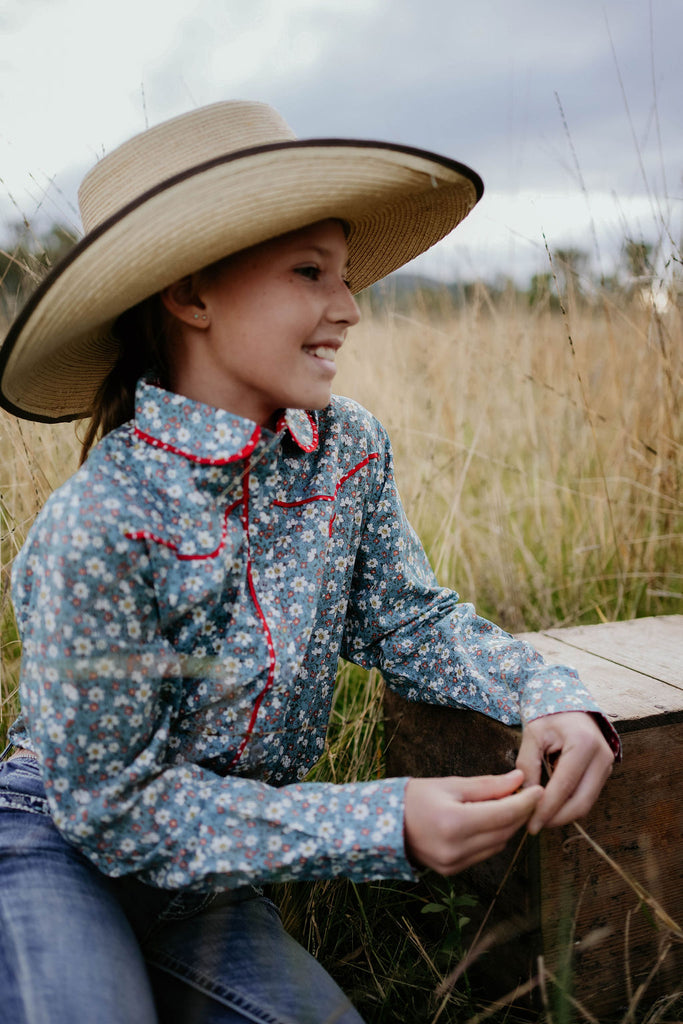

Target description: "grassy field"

left=298, top=281, right=682, bottom=1022
left=0, top=275, right=681, bottom=1021
left=341, top=281, right=681, bottom=630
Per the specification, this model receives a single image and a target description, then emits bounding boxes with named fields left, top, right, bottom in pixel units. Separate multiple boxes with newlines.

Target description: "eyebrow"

left=296, top=245, right=349, bottom=270
left=299, top=245, right=334, bottom=258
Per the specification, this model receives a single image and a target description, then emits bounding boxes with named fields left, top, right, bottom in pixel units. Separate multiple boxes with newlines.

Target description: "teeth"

left=312, top=346, right=337, bottom=361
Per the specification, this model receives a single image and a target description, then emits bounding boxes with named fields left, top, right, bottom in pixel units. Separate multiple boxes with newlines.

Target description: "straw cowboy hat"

left=0, top=101, right=483, bottom=422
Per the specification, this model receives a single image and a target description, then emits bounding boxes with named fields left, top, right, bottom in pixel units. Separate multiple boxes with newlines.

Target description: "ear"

left=160, top=275, right=210, bottom=328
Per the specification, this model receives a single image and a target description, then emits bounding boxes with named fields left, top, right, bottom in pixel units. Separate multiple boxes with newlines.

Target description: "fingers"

left=431, top=786, right=543, bottom=875
left=451, top=768, right=526, bottom=802
left=521, top=713, right=615, bottom=835
left=515, top=729, right=544, bottom=788
left=403, top=713, right=616, bottom=878
left=528, top=741, right=613, bottom=833
left=404, top=773, right=544, bottom=876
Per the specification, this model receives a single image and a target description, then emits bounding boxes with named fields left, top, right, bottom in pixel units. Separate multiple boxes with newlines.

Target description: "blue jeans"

left=0, top=758, right=365, bottom=1024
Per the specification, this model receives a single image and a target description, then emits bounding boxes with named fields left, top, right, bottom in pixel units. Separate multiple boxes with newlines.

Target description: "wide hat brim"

left=0, top=136, right=483, bottom=423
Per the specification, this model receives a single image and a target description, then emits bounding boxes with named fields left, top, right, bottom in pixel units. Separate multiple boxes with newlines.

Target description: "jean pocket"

left=0, top=761, right=50, bottom=816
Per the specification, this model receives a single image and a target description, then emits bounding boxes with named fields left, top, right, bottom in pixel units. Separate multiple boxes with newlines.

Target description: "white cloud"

left=410, top=189, right=682, bottom=284
left=0, top=0, right=680, bottom=287
left=0, top=0, right=384, bottom=207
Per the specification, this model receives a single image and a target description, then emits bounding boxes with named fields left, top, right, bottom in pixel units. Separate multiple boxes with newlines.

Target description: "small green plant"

left=1, top=228, right=681, bottom=1019
left=421, top=880, right=479, bottom=969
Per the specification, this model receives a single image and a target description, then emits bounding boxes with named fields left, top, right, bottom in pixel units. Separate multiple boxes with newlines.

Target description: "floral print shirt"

left=10, top=379, right=618, bottom=891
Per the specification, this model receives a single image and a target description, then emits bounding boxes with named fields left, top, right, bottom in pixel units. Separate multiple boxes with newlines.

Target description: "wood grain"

left=383, top=616, right=683, bottom=1014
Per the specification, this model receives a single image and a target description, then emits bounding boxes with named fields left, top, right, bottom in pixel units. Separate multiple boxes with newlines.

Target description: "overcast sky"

left=1, top=0, right=681, bottom=283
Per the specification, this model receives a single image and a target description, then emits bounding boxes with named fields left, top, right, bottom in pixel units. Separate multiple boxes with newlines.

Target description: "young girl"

left=0, top=102, right=618, bottom=1024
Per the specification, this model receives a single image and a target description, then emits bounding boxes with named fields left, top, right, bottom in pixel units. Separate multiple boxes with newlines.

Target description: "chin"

left=292, top=388, right=333, bottom=412
left=307, top=396, right=333, bottom=412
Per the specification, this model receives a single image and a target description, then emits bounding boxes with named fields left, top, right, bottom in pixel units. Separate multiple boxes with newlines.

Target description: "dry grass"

left=0, top=278, right=681, bottom=1020
left=2, top=277, right=681, bottom=765
left=336, top=284, right=681, bottom=632
left=0, top=414, right=78, bottom=742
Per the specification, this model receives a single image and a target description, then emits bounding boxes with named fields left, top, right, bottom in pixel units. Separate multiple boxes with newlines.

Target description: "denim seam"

left=0, top=793, right=50, bottom=815
left=146, top=950, right=289, bottom=1024
left=157, top=891, right=217, bottom=921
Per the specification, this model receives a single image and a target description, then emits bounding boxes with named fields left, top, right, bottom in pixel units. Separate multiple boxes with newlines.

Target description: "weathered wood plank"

left=538, top=720, right=683, bottom=1013
left=383, top=616, right=683, bottom=1015
left=526, top=614, right=683, bottom=689
left=515, top=629, right=683, bottom=728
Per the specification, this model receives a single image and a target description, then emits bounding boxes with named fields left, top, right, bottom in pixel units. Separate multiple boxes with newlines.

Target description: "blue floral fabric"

left=9, top=379, right=618, bottom=891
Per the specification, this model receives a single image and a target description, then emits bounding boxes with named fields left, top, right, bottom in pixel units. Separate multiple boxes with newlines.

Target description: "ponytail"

left=79, top=293, right=170, bottom=464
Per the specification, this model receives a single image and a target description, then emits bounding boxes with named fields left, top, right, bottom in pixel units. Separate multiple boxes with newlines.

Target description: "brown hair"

left=79, top=293, right=171, bottom=464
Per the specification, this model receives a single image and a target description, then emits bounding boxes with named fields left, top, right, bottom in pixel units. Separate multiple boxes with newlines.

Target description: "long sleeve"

left=341, top=422, right=621, bottom=751
left=10, top=383, right=618, bottom=894
left=11, top=458, right=415, bottom=891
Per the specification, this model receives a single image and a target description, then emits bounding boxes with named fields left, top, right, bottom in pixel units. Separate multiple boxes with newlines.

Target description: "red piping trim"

left=272, top=453, right=379, bottom=508
left=297, top=413, right=319, bottom=453
left=227, top=472, right=275, bottom=769
left=275, top=410, right=319, bottom=453
left=124, top=498, right=242, bottom=560
left=134, top=425, right=261, bottom=465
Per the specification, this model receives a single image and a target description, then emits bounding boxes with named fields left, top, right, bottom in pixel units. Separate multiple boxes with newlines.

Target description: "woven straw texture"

left=0, top=102, right=482, bottom=421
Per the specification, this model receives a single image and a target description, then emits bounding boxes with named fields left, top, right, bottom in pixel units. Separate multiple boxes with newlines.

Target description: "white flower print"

left=5, top=380, right=613, bottom=897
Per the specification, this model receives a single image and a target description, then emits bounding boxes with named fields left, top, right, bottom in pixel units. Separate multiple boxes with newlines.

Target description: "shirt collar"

left=134, top=378, right=319, bottom=464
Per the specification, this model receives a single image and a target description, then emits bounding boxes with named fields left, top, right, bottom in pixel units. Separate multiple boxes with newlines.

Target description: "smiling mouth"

left=309, top=345, right=338, bottom=362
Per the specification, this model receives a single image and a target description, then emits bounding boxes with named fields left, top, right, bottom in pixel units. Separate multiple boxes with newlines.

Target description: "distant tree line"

left=527, top=238, right=671, bottom=308
left=1, top=221, right=679, bottom=323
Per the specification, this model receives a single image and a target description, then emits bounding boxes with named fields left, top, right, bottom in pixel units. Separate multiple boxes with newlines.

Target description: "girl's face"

left=163, top=219, right=360, bottom=428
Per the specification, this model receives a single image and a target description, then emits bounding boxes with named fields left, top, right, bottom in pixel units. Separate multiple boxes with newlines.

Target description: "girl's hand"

left=516, top=711, right=614, bottom=835
left=404, top=769, right=543, bottom=875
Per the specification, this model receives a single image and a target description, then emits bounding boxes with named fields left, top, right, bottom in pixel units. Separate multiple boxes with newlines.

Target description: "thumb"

left=452, top=768, right=526, bottom=803
left=516, top=732, right=543, bottom=787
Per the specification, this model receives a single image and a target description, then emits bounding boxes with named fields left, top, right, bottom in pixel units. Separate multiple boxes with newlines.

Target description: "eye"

left=295, top=265, right=320, bottom=281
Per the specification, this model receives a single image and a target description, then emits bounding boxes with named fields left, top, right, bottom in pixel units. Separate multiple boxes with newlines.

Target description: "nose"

left=328, top=278, right=361, bottom=327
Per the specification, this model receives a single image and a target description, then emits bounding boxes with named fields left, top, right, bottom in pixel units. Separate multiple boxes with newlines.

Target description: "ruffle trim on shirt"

left=133, top=426, right=262, bottom=465
left=134, top=378, right=319, bottom=461
left=278, top=408, right=319, bottom=452
left=124, top=496, right=243, bottom=560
